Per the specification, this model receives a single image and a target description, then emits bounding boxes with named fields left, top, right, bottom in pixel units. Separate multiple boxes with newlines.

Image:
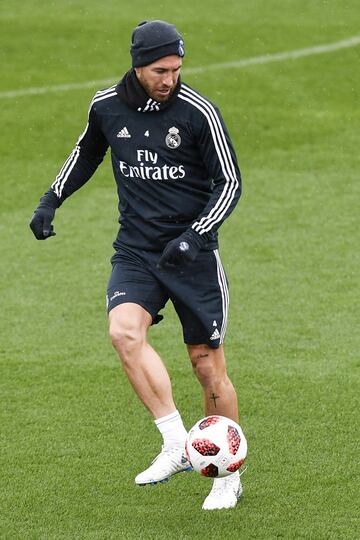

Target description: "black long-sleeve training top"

left=50, top=71, right=242, bottom=252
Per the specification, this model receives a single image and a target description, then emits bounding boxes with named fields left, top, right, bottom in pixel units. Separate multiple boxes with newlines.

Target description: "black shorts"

left=106, top=244, right=229, bottom=349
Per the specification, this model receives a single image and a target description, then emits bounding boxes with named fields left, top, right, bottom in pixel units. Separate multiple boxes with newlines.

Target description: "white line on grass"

left=1, top=35, right=360, bottom=99
left=184, top=35, right=360, bottom=73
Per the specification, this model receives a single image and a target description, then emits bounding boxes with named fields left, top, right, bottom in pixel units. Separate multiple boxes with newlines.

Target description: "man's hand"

left=29, top=190, right=59, bottom=240
left=30, top=206, right=56, bottom=240
left=158, top=229, right=207, bottom=268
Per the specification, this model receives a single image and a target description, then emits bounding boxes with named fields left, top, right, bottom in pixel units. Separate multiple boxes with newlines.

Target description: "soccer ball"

left=185, top=415, right=247, bottom=478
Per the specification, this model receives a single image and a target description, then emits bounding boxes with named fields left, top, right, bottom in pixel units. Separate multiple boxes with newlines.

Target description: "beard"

left=139, top=78, right=176, bottom=103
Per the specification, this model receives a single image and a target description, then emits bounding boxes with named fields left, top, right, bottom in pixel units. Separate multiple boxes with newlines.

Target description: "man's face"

left=135, top=55, right=182, bottom=102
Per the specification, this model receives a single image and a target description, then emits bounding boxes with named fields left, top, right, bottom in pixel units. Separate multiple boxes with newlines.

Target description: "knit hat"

left=131, top=20, right=185, bottom=67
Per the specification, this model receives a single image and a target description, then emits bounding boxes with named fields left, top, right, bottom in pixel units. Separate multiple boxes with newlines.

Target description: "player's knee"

left=195, top=361, right=224, bottom=388
left=189, top=346, right=225, bottom=388
left=109, top=320, right=144, bottom=361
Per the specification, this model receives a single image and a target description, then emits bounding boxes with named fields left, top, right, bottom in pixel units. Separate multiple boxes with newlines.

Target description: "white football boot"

left=202, top=471, right=243, bottom=510
left=135, top=445, right=192, bottom=486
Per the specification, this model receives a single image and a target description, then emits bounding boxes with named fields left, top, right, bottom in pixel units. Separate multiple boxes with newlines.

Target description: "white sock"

left=155, top=410, right=188, bottom=447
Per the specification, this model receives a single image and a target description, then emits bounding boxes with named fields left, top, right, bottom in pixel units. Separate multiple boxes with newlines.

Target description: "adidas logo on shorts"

left=210, top=328, right=220, bottom=340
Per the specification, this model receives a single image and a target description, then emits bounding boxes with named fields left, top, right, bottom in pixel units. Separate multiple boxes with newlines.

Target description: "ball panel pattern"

left=226, top=458, right=244, bottom=473
left=200, top=464, right=219, bottom=477
left=227, top=425, right=241, bottom=455
left=192, top=438, right=220, bottom=456
left=198, top=416, right=221, bottom=430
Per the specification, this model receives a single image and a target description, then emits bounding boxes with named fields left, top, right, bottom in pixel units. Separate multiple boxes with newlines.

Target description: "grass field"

left=1, top=1, right=359, bottom=538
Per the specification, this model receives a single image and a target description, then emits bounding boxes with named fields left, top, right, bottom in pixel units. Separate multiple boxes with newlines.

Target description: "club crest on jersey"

left=165, top=126, right=181, bottom=149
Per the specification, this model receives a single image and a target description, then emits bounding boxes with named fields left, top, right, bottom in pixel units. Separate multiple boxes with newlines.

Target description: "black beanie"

left=131, top=20, right=185, bottom=67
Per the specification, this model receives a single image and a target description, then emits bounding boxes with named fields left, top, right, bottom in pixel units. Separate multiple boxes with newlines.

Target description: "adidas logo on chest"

left=117, top=127, right=131, bottom=138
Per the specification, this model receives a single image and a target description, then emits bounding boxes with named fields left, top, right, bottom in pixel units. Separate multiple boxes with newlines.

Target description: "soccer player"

left=30, top=20, right=243, bottom=510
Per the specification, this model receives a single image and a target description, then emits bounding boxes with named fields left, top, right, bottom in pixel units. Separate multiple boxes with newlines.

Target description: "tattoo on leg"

left=195, top=353, right=209, bottom=360
left=210, top=392, right=220, bottom=407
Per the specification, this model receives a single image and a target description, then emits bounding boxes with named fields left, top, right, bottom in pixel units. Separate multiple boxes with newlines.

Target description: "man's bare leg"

left=187, top=344, right=238, bottom=421
left=187, top=343, right=242, bottom=510
left=109, top=303, right=191, bottom=484
left=109, top=303, right=176, bottom=419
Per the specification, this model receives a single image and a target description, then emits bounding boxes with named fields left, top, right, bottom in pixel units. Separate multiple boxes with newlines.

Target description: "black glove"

left=158, top=228, right=208, bottom=268
left=29, top=190, right=60, bottom=240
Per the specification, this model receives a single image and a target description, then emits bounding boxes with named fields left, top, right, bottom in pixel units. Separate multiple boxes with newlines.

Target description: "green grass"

left=1, top=0, right=359, bottom=538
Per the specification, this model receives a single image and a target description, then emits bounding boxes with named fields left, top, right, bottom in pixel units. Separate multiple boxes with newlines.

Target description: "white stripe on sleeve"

left=52, top=87, right=116, bottom=197
left=178, top=84, right=239, bottom=235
